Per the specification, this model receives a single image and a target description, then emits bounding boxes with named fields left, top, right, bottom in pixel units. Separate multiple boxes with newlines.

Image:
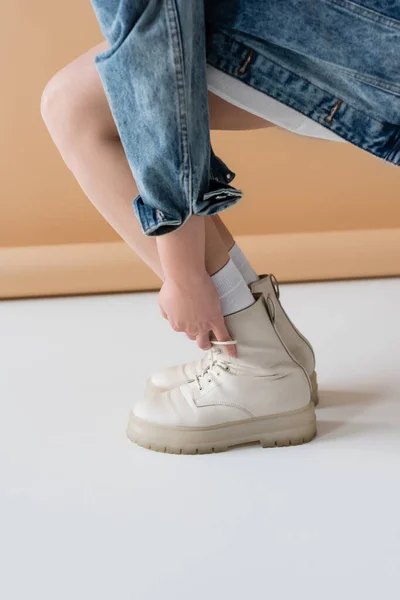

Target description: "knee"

left=41, top=69, right=77, bottom=146
left=41, top=68, right=101, bottom=162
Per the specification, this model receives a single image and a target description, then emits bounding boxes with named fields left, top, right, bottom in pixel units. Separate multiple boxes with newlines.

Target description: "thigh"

left=74, top=43, right=269, bottom=134
left=51, top=42, right=270, bottom=139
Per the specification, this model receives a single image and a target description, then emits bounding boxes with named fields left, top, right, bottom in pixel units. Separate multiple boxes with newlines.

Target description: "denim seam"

left=165, top=0, right=193, bottom=221
left=325, top=65, right=400, bottom=98
left=322, top=0, right=400, bottom=31
left=144, top=219, right=183, bottom=236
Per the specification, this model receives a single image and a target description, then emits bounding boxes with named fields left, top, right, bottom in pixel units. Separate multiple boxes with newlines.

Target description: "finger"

left=196, top=331, right=212, bottom=352
left=212, top=322, right=237, bottom=357
left=160, top=308, right=168, bottom=320
left=186, top=333, right=197, bottom=341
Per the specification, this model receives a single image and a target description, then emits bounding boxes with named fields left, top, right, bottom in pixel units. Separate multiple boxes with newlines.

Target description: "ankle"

left=212, top=259, right=254, bottom=316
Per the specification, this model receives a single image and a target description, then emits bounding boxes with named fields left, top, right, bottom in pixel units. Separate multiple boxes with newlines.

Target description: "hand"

left=158, top=273, right=237, bottom=356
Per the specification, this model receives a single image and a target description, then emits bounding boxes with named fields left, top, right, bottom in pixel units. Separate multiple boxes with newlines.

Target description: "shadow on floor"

left=315, top=388, right=384, bottom=439
left=318, top=389, right=380, bottom=409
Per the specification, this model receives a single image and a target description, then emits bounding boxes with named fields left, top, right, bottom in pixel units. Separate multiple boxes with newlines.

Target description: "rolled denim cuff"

left=209, top=151, right=236, bottom=185
left=134, top=184, right=242, bottom=236
left=134, top=153, right=242, bottom=236
left=133, top=199, right=183, bottom=236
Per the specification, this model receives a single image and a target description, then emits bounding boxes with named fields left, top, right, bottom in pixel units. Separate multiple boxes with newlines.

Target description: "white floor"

left=1, top=278, right=400, bottom=600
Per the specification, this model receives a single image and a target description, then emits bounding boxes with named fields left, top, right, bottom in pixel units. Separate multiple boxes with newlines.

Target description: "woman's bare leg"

left=212, top=215, right=235, bottom=251
left=41, top=44, right=165, bottom=277
left=41, top=43, right=272, bottom=279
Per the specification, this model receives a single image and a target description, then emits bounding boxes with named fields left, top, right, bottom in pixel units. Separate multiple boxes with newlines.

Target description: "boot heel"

left=259, top=403, right=317, bottom=448
left=310, top=371, right=319, bottom=406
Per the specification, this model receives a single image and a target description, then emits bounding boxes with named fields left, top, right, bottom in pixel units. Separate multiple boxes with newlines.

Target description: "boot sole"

left=126, top=402, right=317, bottom=455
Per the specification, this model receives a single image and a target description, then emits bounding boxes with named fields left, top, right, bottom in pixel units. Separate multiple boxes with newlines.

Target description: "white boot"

left=128, top=297, right=316, bottom=454
left=148, top=275, right=319, bottom=405
left=250, top=275, right=318, bottom=405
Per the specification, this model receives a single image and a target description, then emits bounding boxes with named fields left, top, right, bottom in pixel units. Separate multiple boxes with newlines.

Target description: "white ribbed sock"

left=212, top=259, right=255, bottom=317
left=229, top=242, right=259, bottom=286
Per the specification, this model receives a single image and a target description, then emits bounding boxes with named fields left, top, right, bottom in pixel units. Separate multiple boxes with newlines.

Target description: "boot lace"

left=195, top=340, right=237, bottom=391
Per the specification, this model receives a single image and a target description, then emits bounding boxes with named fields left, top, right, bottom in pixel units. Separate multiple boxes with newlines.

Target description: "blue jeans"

left=91, top=1, right=400, bottom=235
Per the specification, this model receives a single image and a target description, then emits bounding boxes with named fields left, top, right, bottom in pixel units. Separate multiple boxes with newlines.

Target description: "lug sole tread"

left=128, top=426, right=316, bottom=455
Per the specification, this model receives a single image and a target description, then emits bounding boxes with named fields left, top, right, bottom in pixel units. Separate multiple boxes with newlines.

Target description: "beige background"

left=1, top=1, right=400, bottom=297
